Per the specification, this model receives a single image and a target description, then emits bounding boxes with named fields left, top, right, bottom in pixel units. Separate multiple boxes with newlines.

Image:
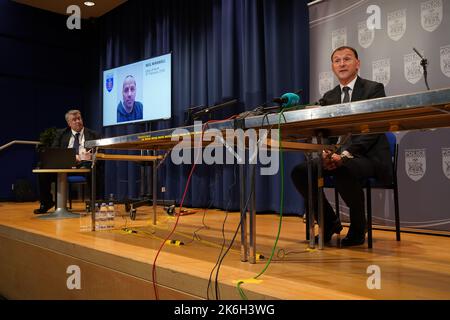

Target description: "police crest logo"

left=387, top=9, right=406, bottom=41
left=440, top=45, right=450, bottom=78
left=372, top=59, right=390, bottom=87
left=404, top=53, right=423, bottom=84
left=421, top=0, right=443, bottom=32
left=358, top=21, right=374, bottom=49
left=319, top=72, right=334, bottom=96
left=332, top=27, right=347, bottom=51
left=405, top=149, right=426, bottom=182
left=105, top=74, right=114, bottom=92
left=442, top=148, right=450, bottom=180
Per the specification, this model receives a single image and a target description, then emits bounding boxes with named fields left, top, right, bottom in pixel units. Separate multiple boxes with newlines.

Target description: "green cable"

left=236, top=107, right=291, bottom=300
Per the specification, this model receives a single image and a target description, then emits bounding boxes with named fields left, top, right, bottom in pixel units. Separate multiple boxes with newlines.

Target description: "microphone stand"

left=413, top=48, right=430, bottom=91
left=184, top=105, right=204, bottom=125
left=192, top=99, right=238, bottom=120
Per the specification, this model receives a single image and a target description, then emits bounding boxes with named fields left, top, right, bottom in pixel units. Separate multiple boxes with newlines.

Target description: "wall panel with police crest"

left=309, top=0, right=450, bottom=232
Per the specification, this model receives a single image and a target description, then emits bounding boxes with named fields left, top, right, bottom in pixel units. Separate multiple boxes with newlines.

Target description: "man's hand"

left=322, top=150, right=332, bottom=160
left=322, top=150, right=344, bottom=170
left=322, top=150, right=335, bottom=170
left=330, top=153, right=343, bottom=167
left=79, top=149, right=92, bottom=161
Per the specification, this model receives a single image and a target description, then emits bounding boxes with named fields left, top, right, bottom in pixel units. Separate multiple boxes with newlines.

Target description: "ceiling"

left=13, top=0, right=127, bottom=18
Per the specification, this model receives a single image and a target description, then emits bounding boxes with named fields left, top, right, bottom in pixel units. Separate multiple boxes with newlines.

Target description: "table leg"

left=38, top=172, right=80, bottom=220
left=307, top=154, right=316, bottom=249
left=239, top=162, right=248, bottom=262
left=249, top=163, right=256, bottom=264
left=152, top=159, right=157, bottom=225
left=91, top=151, right=97, bottom=230
left=317, top=135, right=325, bottom=250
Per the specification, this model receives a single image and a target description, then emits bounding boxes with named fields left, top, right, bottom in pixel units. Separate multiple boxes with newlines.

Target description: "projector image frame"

left=102, top=52, right=172, bottom=127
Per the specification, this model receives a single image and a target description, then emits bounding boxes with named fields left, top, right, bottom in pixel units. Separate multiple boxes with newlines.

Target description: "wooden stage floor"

left=1, top=201, right=450, bottom=300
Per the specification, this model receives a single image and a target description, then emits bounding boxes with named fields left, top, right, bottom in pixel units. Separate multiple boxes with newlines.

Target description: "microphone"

left=314, top=98, right=326, bottom=106
left=193, top=99, right=237, bottom=117
left=188, top=104, right=205, bottom=111
left=184, top=104, right=206, bottom=125
left=273, top=90, right=303, bottom=108
left=413, top=47, right=424, bottom=59
left=190, top=99, right=238, bottom=121
left=412, top=47, right=430, bottom=90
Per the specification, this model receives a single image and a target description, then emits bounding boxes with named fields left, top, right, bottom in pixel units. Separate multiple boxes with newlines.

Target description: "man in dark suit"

left=34, top=110, right=102, bottom=214
left=291, top=46, right=392, bottom=246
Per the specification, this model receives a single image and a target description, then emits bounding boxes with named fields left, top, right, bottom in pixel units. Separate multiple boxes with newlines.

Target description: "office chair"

left=67, top=175, right=88, bottom=209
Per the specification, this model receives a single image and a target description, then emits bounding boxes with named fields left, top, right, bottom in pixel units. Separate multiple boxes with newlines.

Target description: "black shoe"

left=33, top=201, right=55, bottom=214
left=341, top=235, right=365, bottom=247
left=315, top=220, right=343, bottom=243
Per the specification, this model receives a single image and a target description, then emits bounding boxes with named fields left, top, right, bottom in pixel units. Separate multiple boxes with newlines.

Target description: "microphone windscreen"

left=281, top=92, right=300, bottom=108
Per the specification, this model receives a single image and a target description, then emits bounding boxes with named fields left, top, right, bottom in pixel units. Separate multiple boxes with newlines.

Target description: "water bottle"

left=94, top=203, right=100, bottom=231
left=107, top=202, right=115, bottom=230
left=99, top=203, right=108, bottom=230
left=79, top=208, right=91, bottom=232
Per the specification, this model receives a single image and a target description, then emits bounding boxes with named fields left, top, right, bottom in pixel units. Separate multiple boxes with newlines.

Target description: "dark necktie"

left=73, top=132, right=80, bottom=155
left=342, top=86, right=351, bottom=103
left=338, top=87, right=351, bottom=150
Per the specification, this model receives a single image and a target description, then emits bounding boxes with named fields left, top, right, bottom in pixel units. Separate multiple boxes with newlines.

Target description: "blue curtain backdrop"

left=0, top=0, right=86, bottom=200
left=86, top=0, right=309, bottom=214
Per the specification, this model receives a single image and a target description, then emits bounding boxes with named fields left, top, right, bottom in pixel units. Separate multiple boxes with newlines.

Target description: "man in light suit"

left=291, top=46, right=392, bottom=246
left=34, top=110, right=102, bottom=214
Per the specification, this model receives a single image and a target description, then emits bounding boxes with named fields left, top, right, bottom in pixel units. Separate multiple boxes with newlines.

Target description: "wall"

left=309, top=0, right=450, bottom=231
left=0, top=0, right=86, bottom=200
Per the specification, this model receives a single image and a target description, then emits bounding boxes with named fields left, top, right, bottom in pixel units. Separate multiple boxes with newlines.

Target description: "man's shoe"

left=341, top=235, right=365, bottom=247
left=33, top=202, right=55, bottom=214
left=327, top=220, right=343, bottom=241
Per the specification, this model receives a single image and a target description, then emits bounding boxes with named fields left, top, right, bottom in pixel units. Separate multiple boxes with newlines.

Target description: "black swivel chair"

left=329, top=132, right=401, bottom=248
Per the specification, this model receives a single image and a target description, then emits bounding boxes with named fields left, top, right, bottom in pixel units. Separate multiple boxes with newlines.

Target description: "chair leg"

left=305, top=209, right=310, bottom=241
left=334, top=187, right=342, bottom=247
left=393, top=185, right=401, bottom=241
left=366, top=185, right=373, bottom=249
left=334, top=187, right=340, bottom=219
left=82, top=183, right=86, bottom=204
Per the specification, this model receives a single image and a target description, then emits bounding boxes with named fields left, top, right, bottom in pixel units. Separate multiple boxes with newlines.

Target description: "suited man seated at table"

left=290, top=46, right=392, bottom=247
left=34, top=109, right=104, bottom=214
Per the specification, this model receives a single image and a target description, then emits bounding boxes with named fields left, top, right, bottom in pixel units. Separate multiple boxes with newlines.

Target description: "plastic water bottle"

left=107, top=202, right=115, bottom=230
left=94, top=203, right=100, bottom=231
left=99, top=203, right=108, bottom=230
left=79, top=208, right=91, bottom=232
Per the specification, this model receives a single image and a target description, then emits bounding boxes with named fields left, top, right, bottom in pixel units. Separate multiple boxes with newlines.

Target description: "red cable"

left=151, top=116, right=236, bottom=299
left=151, top=154, right=198, bottom=299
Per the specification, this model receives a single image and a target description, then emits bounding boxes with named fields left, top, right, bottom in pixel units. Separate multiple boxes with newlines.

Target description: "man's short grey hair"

left=65, top=109, right=81, bottom=122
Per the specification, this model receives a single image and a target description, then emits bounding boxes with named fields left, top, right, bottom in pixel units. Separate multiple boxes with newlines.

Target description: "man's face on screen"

left=122, top=77, right=136, bottom=110
left=331, top=48, right=360, bottom=85
left=67, top=113, right=84, bottom=132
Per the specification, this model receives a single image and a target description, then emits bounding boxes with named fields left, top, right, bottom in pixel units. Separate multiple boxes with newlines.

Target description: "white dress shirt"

left=67, top=128, right=85, bottom=153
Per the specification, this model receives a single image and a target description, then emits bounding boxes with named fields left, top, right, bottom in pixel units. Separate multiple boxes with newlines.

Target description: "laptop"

left=38, top=148, right=77, bottom=169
